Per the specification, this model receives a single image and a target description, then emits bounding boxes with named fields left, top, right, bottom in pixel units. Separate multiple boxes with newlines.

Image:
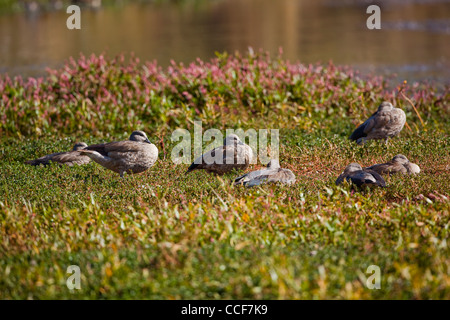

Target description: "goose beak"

left=145, top=138, right=151, bottom=144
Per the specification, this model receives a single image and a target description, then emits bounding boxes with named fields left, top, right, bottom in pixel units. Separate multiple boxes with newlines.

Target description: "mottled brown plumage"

left=349, top=102, right=406, bottom=145
left=26, top=142, right=90, bottom=166
left=365, top=154, right=420, bottom=175
left=336, top=163, right=386, bottom=188
left=186, top=134, right=254, bottom=175
left=234, top=159, right=295, bottom=187
left=81, top=131, right=158, bottom=177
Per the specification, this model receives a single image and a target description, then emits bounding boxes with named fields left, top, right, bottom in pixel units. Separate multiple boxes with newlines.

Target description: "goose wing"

left=234, top=168, right=267, bottom=185
left=86, top=140, right=146, bottom=156
left=335, top=172, right=348, bottom=185
left=366, top=161, right=406, bottom=175
left=26, top=151, right=64, bottom=166
left=365, top=169, right=386, bottom=187
left=51, top=151, right=91, bottom=166
left=349, top=110, right=378, bottom=141
left=187, top=145, right=237, bottom=172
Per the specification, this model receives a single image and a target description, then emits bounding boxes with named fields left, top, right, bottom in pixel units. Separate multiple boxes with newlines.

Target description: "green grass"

left=0, top=52, right=449, bottom=299
left=1, top=129, right=449, bottom=299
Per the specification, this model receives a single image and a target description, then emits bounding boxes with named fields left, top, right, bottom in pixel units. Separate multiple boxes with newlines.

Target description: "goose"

left=349, top=102, right=406, bottom=145
left=186, top=134, right=254, bottom=175
left=80, top=131, right=158, bottom=177
left=336, top=163, right=386, bottom=188
left=234, top=159, right=295, bottom=187
left=26, top=142, right=90, bottom=166
left=365, top=154, right=420, bottom=175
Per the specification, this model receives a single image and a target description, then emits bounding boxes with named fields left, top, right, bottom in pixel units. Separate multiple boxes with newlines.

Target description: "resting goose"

left=80, top=130, right=158, bottom=177
left=234, top=159, right=295, bottom=187
left=26, top=142, right=90, bottom=166
left=336, top=163, right=386, bottom=188
left=349, top=102, right=406, bottom=145
left=186, top=134, right=254, bottom=175
left=365, top=154, right=420, bottom=175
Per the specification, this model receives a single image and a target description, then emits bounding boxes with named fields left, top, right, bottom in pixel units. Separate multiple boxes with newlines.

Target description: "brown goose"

left=365, top=154, right=420, bottom=175
left=336, top=163, right=386, bottom=188
left=80, top=131, right=158, bottom=177
left=349, top=102, right=406, bottom=145
left=186, top=134, right=254, bottom=175
left=26, top=142, right=90, bottom=166
left=234, top=159, right=295, bottom=187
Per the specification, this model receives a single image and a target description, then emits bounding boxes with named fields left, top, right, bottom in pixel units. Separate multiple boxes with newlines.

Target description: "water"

left=0, top=0, right=449, bottom=84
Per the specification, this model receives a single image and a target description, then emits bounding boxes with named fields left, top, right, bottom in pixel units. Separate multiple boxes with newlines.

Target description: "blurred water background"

left=0, top=0, right=449, bottom=84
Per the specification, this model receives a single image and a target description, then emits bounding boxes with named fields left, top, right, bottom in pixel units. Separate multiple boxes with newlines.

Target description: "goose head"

left=392, top=154, right=409, bottom=165
left=73, top=142, right=88, bottom=151
left=130, top=130, right=151, bottom=144
left=378, top=101, right=394, bottom=112
left=344, top=163, right=362, bottom=173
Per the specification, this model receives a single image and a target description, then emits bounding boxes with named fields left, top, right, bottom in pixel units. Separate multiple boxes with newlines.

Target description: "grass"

left=0, top=50, right=449, bottom=299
